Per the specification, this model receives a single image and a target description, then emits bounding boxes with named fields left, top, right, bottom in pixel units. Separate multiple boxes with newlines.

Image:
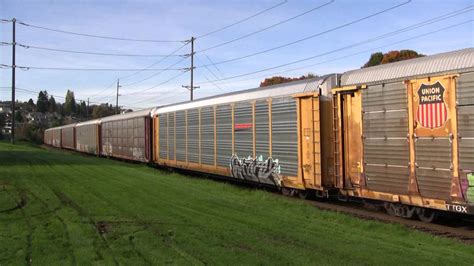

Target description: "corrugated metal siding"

left=255, top=100, right=269, bottom=158
left=362, top=82, right=409, bottom=194
left=341, top=48, right=474, bottom=86
left=159, top=114, right=168, bottom=160
left=457, top=71, right=474, bottom=105
left=457, top=72, right=474, bottom=172
left=216, top=105, right=232, bottom=167
left=175, top=111, right=186, bottom=162
left=168, top=113, right=175, bottom=160
left=415, top=137, right=452, bottom=200
left=200, top=107, right=215, bottom=166
left=76, top=123, right=98, bottom=154
left=61, top=127, right=75, bottom=150
left=234, top=102, right=253, bottom=158
left=101, top=117, right=148, bottom=162
left=52, top=128, right=61, bottom=147
left=271, top=97, right=298, bottom=177
left=187, top=109, right=199, bottom=163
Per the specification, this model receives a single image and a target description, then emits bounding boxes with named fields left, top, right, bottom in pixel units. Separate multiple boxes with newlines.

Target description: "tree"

left=64, top=90, right=76, bottom=116
left=92, top=104, right=116, bottom=119
left=48, top=96, right=57, bottom=113
left=363, top=52, right=384, bottom=68
left=362, top=50, right=425, bottom=68
left=15, top=110, right=23, bottom=123
left=36, top=90, right=49, bottom=113
left=0, top=113, right=5, bottom=128
left=259, top=73, right=318, bottom=87
left=27, top=98, right=36, bottom=112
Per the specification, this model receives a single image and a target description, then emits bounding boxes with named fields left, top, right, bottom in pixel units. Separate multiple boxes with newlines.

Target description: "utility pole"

left=116, top=79, right=121, bottom=114
left=11, top=18, right=16, bottom=144
left=182, top=37, right=199, bottom=101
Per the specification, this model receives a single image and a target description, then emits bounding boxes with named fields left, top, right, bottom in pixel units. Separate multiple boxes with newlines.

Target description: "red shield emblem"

left=416, top=81, right=447, bottom=129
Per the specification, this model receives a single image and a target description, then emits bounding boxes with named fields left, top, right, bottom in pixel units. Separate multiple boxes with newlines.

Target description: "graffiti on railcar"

left=230, top=155, right=282, bottom=187
left=461, top=172, right=474, bottom=203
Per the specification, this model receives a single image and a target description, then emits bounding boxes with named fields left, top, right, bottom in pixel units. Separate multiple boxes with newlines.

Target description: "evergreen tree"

left=64, top=90, right=76, bottom=116
left=36, top=90, right=49, bottom=113
left=48, top=96, right=57, bottom=113
left=27, top=98, right=35, bottom=112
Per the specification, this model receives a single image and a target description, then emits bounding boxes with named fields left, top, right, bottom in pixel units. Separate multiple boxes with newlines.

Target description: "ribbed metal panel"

left=101, top=117, right=147, bottom=162
left=458, top=105, right=474, bottom=171
left=271, top=97, right=298, bottom=177
left=75, top=123, right=98, bottom=154
left=200, top=107, right=215, bottom=166
left=234, top=102, right=253, bottom=158
left=417, top=168, right=452, bottom=200
left=168, top=113, right=175, bottom=160
left=363, top=111, right=408, bottom=138
left=365, top=165, right=409, bottom=194
left=362, top=81, right=409, bottom=194
left=415, top=137, right=452, bottom=200
left=187, top=109, right=199, bottom=163
left=362, top=83, right=407, bottom=112
left=459, top=138, right=474, bottom=171
left=216, top=105, right=232, bottom=167
left=255, top=100, right=269, bottom=158
left=61, top=126, right=75, bottom=150
left=457, top=71, right=474, bottom=105
left=159, top=114, right=168, bottom=159
left=341, top=48, right=474, bottom=86
left=52, top=128, right=61, bottom=147
left=175, top=111, right=186, bottom=162
left=364, top=139, right=409, bottom=166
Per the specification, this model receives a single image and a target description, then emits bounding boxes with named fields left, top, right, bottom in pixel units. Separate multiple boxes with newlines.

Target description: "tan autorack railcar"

left=75, top=119, right=100, bottom=155
left=333, top=48, right=474, bottom=221
left=60, top=124, right=76, bottom=150
left=152, top=76, right=338, bottom=197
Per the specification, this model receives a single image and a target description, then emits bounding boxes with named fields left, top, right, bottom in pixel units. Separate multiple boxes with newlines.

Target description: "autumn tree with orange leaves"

left=260, top=73, right=317, bottom=87
left=362, top=50, right=425, bottom=68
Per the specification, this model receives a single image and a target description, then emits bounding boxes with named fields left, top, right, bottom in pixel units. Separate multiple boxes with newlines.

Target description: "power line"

left=16, top=43, right=186, bottom=57
left=195, top=0, right=413, bottom=68
left=123, top=70, right=188, bottom=97
left=196, top=0, right=335, bottom=53
left=122, top=56, right=188, bottom=87
left=17, top=21, right=186, bottom=43
left=4, top=65, right=187, bottom=72
left=196, top=16, right=473, bottom=85
left=196, top=0, right=288, bottom=39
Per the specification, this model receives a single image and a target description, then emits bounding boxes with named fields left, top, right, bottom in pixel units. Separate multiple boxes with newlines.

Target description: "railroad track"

left=295, top=196, right=474, bottom=244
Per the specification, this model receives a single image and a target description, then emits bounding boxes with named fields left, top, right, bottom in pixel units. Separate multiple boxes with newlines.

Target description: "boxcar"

left=51, top=127, right=62, bottom=148
left=44, top=129, right=52, bottom=145
left=75, top=119, right=100, bottom=155
left=100, top=109, right=154, bottom=162
left=152, top=75, right=338, bottom=195
left=60, top=124, right=76, bottom=150
left=333, top=48, right=474, bottom=219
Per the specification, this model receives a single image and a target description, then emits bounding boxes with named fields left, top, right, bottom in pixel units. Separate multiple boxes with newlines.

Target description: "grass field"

left=1, top=142, right=474, bottom=265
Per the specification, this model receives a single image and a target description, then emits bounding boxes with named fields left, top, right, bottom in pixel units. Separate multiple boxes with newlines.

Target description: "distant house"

left=0, top=103, right=11, bottom=114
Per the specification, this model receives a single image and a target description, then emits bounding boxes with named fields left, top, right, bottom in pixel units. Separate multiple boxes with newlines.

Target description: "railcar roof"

left=75, top=119, right=100, bottom=127
left=340, top=48, right=474, bottom=86
left=153, top=75, right=335, bottom=115
left=99, top=108, right=155, bottom=123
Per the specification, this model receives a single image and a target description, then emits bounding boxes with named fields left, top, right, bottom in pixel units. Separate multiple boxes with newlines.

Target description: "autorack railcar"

left=100, top=108, right=154, bottom=162
left=75, top=119, right=100, bottom=155
left=333, top=48, right=474, bottom=221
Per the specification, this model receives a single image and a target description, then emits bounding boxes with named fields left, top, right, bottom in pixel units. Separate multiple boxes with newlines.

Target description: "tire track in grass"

left=4, top=188, right=33, bottom=266
left=18, top=185, right=78, bottom=266
left=51, top=188, right=119, bottom=266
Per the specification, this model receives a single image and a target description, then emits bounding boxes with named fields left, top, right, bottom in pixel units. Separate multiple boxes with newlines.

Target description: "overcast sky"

left=0, top=0, right=473, bottom=109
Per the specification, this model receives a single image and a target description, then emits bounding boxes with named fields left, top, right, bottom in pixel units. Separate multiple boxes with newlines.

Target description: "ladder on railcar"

left=332, top=94, right=342, bottom=188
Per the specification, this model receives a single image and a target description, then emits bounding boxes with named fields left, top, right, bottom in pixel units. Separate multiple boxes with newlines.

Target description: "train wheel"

left=297, top=190, right=308, bottom=199
left=281, top=187, right=294, bottom=197
left=416, top=208, right=437, bottom=223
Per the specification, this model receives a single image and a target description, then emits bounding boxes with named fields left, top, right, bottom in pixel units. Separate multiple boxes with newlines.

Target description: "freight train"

left=44, top=48, right=474, bottom=222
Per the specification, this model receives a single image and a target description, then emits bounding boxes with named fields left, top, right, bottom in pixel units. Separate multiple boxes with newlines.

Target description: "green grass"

left=0, top=142, right=473, bottom=265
